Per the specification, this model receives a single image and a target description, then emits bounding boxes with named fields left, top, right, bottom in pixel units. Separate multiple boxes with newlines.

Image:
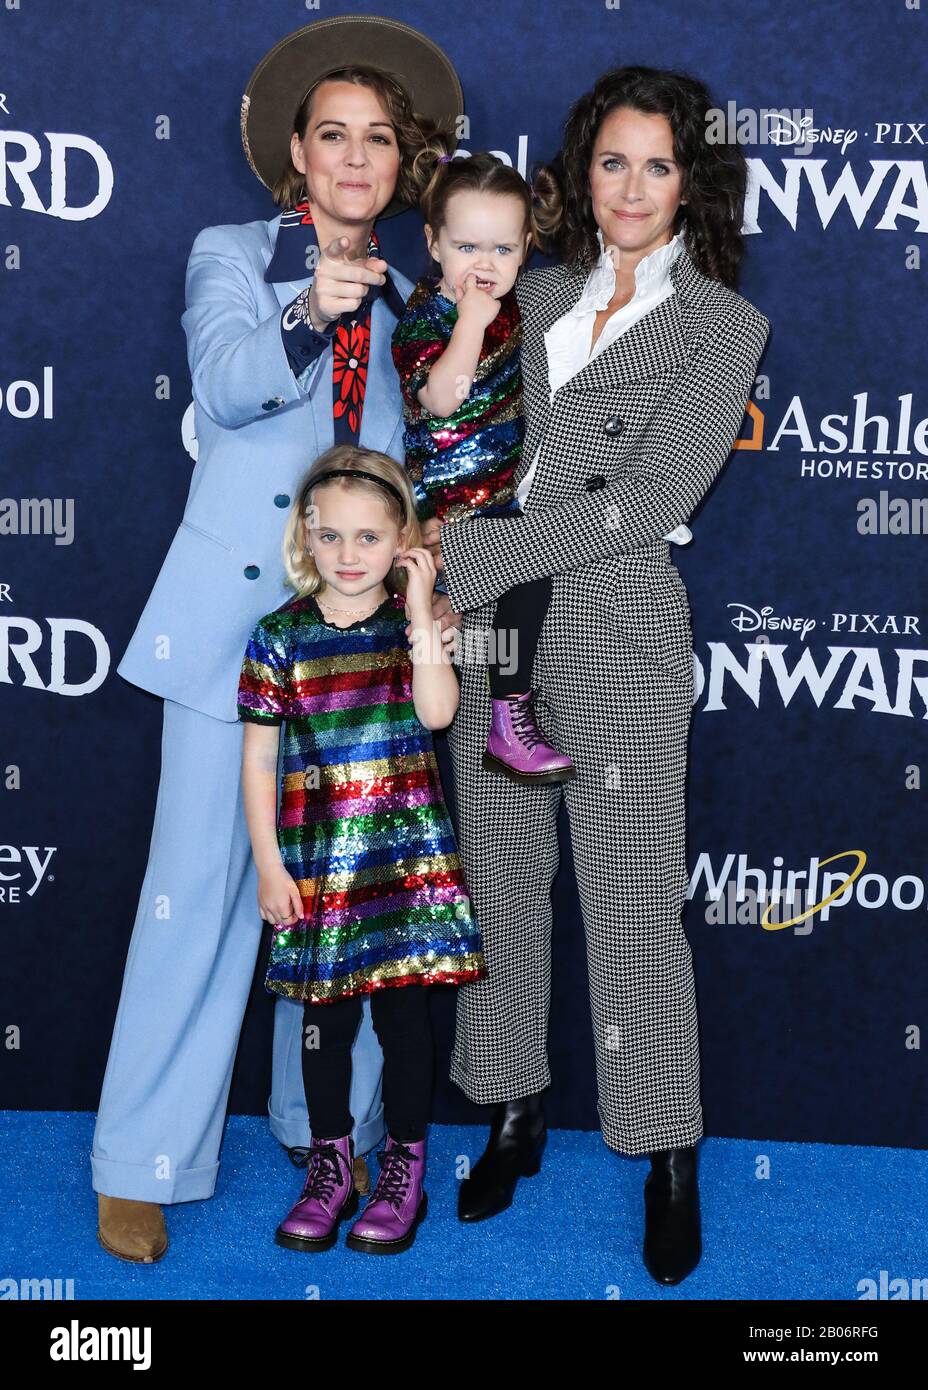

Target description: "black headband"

left=307, top=468, right=407, bottom=521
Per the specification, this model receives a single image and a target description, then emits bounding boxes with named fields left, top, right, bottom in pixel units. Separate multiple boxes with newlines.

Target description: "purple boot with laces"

left=346, top=1134, right=428, bottom=1255
left=274, top=1132, right=359, bottom=1252
left=482, top=687, right=576, bottom=784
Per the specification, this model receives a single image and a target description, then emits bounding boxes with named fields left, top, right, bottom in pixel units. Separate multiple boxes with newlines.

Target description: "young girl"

left=391, top=150, right=688, bottom=784
left=237, top=445, right=486, bottom=1255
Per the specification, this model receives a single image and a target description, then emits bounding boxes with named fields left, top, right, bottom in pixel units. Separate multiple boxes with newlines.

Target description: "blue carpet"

left=4, top=1112, right=924, bottom=1299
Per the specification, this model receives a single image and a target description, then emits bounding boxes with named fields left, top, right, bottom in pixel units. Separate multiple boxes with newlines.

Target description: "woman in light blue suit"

left=91, top=22, right=464, bottom=1261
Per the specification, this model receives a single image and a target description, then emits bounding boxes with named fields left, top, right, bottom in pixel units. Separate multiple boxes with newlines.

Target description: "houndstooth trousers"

left=440, top=247, right=771, bottom=1156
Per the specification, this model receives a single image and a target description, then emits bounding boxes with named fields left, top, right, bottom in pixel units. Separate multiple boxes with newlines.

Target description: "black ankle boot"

left=457, top=1094, right=547, bottom=1222
left=642, top=1145, right=702, bottom=1285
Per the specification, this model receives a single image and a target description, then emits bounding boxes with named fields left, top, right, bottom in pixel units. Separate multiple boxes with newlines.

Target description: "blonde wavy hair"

left=283, top=444, right=423, bottom=597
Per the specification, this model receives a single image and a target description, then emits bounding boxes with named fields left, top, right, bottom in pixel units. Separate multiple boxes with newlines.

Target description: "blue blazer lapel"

left=359, top=295, right=403, bottom=455
left=263, top=212, right=315, bottom=311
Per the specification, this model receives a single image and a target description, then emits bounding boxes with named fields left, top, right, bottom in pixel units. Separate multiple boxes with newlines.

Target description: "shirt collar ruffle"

left=577, top=224, right=685, bottom=311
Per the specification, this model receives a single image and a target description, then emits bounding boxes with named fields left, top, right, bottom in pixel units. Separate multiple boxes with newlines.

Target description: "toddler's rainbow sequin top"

left=237, top=590, right=486, bottom=1004
left=391, top=277, right=525, bottom=523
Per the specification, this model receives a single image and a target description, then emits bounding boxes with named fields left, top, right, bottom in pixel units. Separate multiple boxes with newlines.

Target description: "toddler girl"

left=237, top=445, right=485, bottom=1255
left=391, top=151, right=572, bottom=785
left=391, top=151, right=687, bottom=784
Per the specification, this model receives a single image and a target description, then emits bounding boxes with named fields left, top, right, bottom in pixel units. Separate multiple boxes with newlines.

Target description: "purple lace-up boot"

left=274, top=1133, right=359, bottom=1253
left=345, top=1135, right=428, bottom=1255
left=483, top=688, right=576, bottom=784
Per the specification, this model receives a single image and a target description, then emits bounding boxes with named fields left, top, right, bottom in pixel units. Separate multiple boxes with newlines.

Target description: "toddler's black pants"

left=486, top=574, right=552, bottom=697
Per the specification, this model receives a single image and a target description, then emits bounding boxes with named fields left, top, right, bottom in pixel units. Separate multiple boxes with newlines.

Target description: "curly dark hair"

left=271, top=63, right=453, bottom=211
left=540, top=66, right=750, bottom=287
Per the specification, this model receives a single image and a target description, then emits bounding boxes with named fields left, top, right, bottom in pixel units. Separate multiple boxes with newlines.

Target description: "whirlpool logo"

left=690, top=850, right=926, bottom=933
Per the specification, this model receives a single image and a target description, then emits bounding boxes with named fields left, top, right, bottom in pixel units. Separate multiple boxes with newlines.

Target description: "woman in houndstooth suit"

left=432, top=67, right=770, bottom=1285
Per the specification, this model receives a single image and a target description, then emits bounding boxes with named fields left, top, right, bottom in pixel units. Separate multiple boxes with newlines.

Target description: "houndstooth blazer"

left=438, top=244, right=770, bottom=624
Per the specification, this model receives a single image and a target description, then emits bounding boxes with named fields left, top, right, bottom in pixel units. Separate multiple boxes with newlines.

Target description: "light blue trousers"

left=90, top=698, right=385, bottom=1203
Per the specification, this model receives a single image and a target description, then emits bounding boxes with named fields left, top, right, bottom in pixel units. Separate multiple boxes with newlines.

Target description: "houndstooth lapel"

left=514, top=246, right=714, bottom=491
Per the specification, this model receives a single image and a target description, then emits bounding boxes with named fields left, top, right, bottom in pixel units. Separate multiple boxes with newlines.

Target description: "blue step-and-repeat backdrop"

left=2, top=0, right=926, bottom=1148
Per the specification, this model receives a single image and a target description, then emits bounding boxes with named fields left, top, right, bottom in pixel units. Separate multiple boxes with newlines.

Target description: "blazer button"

left=244, top=565, right=260, bottom=580
left=274, top=494, right=290, bottom=508
left=261, top=396, right=284, bottom=412
left=603, top=414, right=624, bottom=436
left=585, top=475, right=607, bottom=492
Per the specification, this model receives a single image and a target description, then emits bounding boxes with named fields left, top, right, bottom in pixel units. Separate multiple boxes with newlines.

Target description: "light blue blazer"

left=118, top=211, right=415, bottom=722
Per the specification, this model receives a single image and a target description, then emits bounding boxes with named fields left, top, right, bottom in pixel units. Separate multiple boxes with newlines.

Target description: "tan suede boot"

left=353, top=1155, right=370, bottom=1195
left=97, top=1195, right=168, bottom=1263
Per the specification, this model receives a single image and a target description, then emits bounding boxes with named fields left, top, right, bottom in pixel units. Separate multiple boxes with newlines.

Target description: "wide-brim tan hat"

left=241, top=15, right=464, bottom=219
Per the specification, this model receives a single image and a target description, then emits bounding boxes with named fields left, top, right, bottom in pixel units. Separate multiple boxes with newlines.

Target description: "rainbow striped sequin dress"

left=237, top=589, right=486, bottom=1004
left=390, top=277, right=525, bottom=524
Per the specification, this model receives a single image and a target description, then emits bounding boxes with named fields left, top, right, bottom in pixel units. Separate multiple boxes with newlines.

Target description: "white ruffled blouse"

left=516, top=226, right=692, bottom=547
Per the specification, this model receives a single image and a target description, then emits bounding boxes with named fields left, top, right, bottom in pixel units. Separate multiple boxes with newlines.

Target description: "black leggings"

left=301, top=986, right=434, bottom=1144
left=487, top=574, right=552, bottom=697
